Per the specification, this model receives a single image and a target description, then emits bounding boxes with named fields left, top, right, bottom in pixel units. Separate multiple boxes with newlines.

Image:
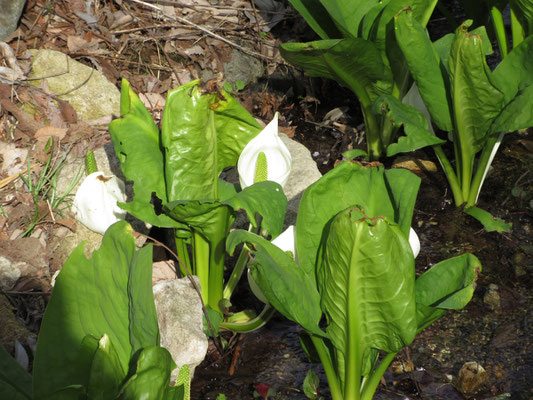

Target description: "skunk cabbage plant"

left=0, top=221, right=190, bottom=400
left=279, top=0, right=444, bottom=159
left=108, top=79, right=287, bottom=330
left=380, top=11, right=533, bottom=231
left=227, top=162, right=481, bottom=400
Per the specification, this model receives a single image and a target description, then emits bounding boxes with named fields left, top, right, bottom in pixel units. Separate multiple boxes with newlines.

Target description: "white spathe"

left=403, top=83, right=435, bottom=135
left=248, top=225, right=295, bottom=304
left=237, top=112, right=292, bottom=189
left=409, top=227, right=421, bottom=258
left=72, top=171, right=127, bottom=235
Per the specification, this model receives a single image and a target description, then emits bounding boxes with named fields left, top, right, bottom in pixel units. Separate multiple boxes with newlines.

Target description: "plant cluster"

left=3, top=0, right=532, bottom=398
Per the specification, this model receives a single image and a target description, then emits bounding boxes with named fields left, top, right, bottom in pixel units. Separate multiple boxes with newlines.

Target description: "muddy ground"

left=0, top=1, right=532, bottom=399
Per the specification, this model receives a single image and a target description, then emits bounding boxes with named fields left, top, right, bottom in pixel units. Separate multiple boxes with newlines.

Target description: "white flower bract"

left=72, top=171, right=127, bottom=235
left=237, top=113, right=292, bottom=189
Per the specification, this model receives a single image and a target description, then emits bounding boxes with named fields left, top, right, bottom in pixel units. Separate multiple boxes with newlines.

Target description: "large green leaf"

left=280, top=39, right=392, bottom=106
left=222, top=181, right=287, bottom=238
left=415, top=253, right=481, bottom=331
left=0, top=343, right=32, bottom=399
left=161, top=81, right=261, bottom=201
left=287, top=0, right=342, bottom=39
left=118, top=346, right=179, bottom=400
left=33, top=221, right=159, bottom=398
left=374, top=94, right=446, bottom=156
left=433, top=26, right=492, bottom=76
left=448, top=22, right=505, bottom=154
left=109, top=79, right=180, bottom=228
left=163, top=181, right=287, bottom=240
left=489, top=83, right=533, bottom=133
left=394, top=9, right=453, bottom=131
left=510, top=0, right=533, bottom=35
left=319, top=0, right=380, bottom=37
left=490, top=34, right=533, bottom=104
left=296, top=162, right=420, bottom=279
left=317, top=209, right=416, bottom=384
left=226, top=229, right=324, bottom=337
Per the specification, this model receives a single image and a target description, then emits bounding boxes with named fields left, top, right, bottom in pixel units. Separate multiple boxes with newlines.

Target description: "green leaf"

left=318, top=0, right=380, bottom=37
left=286, top=0, right=342, bottom=39
left=87, top=334, right=125, bottom=400
left=342, top=149, right=368, bottom=160
left=433, top=26, right=493, bottom=76
left=280, top=39, right=392, bottom=106
left=464, top=206, right=512, bottom=232
left=296, top=162, right=420, bottom=279
left=303, top=369, right=320, bottom=399
left=489, top=83, right=533, bottom=133
left=118, top=346, right=176, bottom=400
left=374, top=94, right=445, bottom=156
left=109, top=79, right=180, bottom=228
left=415, top=253, right=481, bottom=331
left=317, top=209, right=416, bottom=382
left=394, top=9, right=453, bottom=131
left=33, top=221, right=159, bottom=398
left=222, top=181, right=287, bottom=238
left=0, top=343, right=32, bottom=399
left=161, top=81, right=261, bottom=201
left=226, top=229, right=324, bottom=337
left=448, top=22, right=505, bottom=155
left=164, top=181, right=287, bottom=241
left=491, top=35, right=533, bottom=103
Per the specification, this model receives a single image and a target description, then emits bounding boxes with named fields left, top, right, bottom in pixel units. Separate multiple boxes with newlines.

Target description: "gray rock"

left=153, top=277, right=208, bottom=380
left=223, top=47, right=264, bottom=88
left=281, top=134, right=322, bottom=225
left=0, top=238, right=48, bottom=290
left=0, top=0, right=26, bottom=40
left=0, top=256, right=21, bottom=291
left=28, top=49, right=120, bottom=121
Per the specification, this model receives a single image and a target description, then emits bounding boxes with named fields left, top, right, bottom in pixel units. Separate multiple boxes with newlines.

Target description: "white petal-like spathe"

left=237, top=113, right=292, bottom=189
left=409, top=227, right=421, bottom=258
left=403, top=83, right=434, bottom=134
left=72, top=171, right=127, bottom=235
left=248, top=225, right=296, bottom=304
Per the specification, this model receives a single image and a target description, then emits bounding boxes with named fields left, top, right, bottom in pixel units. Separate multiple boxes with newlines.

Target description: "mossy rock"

left=28, top=49, right=120, bottom=121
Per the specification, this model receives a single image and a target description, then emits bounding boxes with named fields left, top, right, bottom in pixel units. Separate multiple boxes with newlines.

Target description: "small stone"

left=153, top=277, right=208, bottom=380
left=484, top=290, right=501, bottom=311
left=455, top=361, right=488, bottom=393
left=389, top=360, right=414, bottom=374
left=484, top=284, right=501, bottom=311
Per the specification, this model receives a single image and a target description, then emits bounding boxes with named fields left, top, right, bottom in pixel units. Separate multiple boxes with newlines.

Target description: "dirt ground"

left=0, top=1, right=532, bottom=399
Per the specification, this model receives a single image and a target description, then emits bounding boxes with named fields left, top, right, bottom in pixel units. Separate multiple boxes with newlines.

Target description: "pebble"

left=484, top=284, right=501, bottom=311
left=454, top=361, right=488, bottom=393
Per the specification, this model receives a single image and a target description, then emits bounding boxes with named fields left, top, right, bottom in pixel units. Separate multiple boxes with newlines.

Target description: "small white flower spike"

left=72, top=171, right=127, bottom=235
left=238, top=113, right=292, bottom=189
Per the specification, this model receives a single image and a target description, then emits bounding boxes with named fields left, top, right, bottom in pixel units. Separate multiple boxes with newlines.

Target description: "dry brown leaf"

left=34, top=126, right=67, bottom=142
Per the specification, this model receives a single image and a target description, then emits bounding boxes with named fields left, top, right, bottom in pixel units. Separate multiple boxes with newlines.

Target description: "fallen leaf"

left=34, top=126, right=67, bottom=141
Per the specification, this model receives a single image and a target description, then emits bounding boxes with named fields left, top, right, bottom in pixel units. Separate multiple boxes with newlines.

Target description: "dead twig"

left=126, top=0, right=274, bottom=62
